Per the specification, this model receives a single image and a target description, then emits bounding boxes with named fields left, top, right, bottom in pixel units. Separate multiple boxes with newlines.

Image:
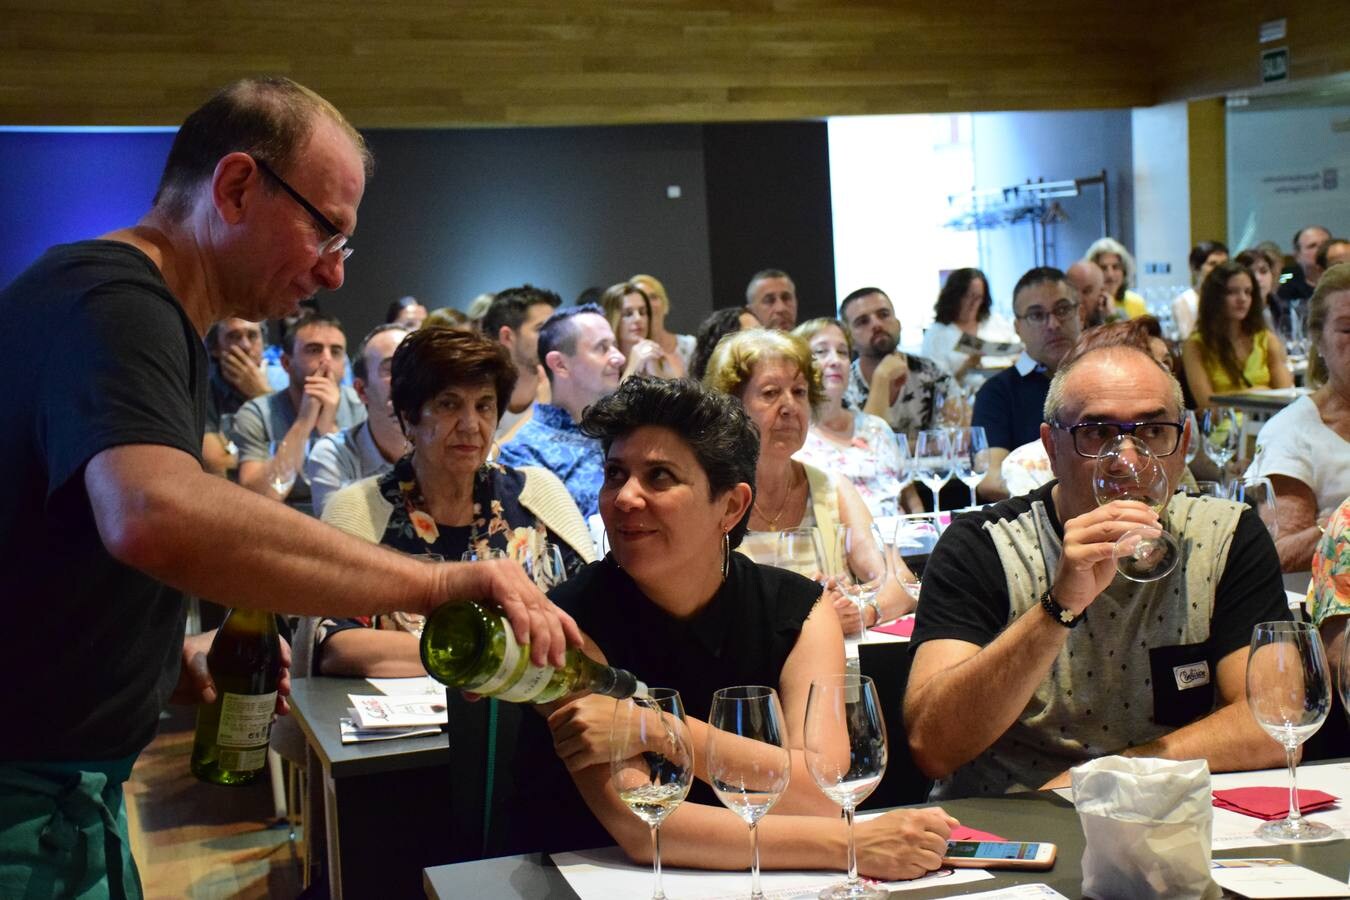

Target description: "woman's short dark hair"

left=933, top=268, right=992, bottom=325
left=390, top=327, right=518, bottom=428
left=580, top=376, right=759, bottom=547
left=1195, top=260, right=1267, bottom=389
left=385, top=295, right=424, bottom=324
left=1188, top=241, right=1229, bottom=274
left=689, top=307, right=750, bottom=382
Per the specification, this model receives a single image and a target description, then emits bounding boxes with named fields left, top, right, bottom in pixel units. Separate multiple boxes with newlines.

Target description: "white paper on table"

left=1210, top=858, right=1350, bottom=898
left=366, top=675, right=445, bottom=696
left=1057, top=762, right=1349, bottom=850
left=936, top=886, right=1071, bottom=900
left=549, top=846, right=992, bottom=899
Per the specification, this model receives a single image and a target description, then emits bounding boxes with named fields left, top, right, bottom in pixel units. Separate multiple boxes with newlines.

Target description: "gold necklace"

left=754, top=466, right=803, bottom=530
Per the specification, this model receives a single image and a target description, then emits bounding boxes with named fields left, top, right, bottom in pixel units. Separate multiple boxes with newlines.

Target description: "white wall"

left=1227, top=103, right=1350, bottom=253
left=1130, top=103, right=1192, bottom=302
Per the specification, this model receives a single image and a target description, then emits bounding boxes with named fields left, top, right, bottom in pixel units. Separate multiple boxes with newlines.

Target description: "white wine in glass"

left=707, top=686, right=791, bottom=900
left=1246, top=620, right=1333, bottom=841
left=611, top=688, right=694, bottom=900
left=804, top=674, right=888, bottom=899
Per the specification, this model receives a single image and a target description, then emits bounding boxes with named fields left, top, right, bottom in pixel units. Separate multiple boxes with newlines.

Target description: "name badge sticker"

left=1173, top=661, right=1210, bottom=691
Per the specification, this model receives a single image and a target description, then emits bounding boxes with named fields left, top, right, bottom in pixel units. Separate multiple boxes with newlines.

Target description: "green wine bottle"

left=420, top=601, right=645, bottom=703
left=190, top=608, right=281, bottom=785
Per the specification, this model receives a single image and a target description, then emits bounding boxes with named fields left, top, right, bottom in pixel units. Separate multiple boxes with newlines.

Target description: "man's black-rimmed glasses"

left=1052, top=419, right=1184, bottom=459
left=254, top=157, right=353, bottom=261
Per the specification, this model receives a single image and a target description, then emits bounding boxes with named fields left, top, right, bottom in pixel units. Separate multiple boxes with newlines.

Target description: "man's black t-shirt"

left=0, top=241, right=207, bottom=762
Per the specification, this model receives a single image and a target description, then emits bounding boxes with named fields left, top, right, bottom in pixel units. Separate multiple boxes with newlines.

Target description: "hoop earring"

left=721, top=531, right=731, bottom=580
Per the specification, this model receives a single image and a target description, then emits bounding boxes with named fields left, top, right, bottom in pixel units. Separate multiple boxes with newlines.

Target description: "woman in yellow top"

left=1085, top=237, right=1147, bottom=320
left=1182, top=260, right=1294, bottom=408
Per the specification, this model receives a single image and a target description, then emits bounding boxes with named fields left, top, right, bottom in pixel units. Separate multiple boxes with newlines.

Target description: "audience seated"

left=317, top=328, right=593, bottom=676
left=973, top=267, right=1081, bottom=500
left=498, top=304, right=624, bottom=518
left=385, top=294, right=428, bottom=330
left=906, top=340, right=1289, bottom=798
left=1172, top=240, right=1229, bottom=340
left=688, top=306, right=760, bottom=382
left=745, top=268, right=799, bottom=330
left=230, top=311, right=366, bottom=514
left=839, top=286, right=956, bottom=441
left=920, top=268, right=1015, bottom=387
left=1236, top=248, right=1283, bottom=332
left=1065, top=259, right=1108, bottom=328
left=202, top=317, right=271, bottom=476
left=1085, top=237, right=1147, bottom=320
left=629, top=273, right=697, bottom=368
left=501, top=376, right=954, bottom=879
left=1320, top=237, right=1350, bottom=272
left=792, top=318, right=916, bottom=517
left=1249, top=264, right=1350, bottom=570
left=1278, top=225, right=1331, bottom=306
left=304, top=323, right=409, bottom=517
left=481, top=285, right=561, bottom=442
left=705, top=329, right=917, bottom=632
left=1181, top=260, right=1294, bottom=409
left=600, top=281, right=685, bottom=379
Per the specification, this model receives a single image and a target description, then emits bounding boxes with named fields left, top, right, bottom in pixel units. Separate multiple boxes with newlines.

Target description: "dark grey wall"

left=329, top=125, right=714, bottom=339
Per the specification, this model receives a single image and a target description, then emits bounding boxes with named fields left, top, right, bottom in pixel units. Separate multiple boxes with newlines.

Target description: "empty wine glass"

left=893, top=432, right=912, bottom=492
left=1246, top=620, right=1333, bottom=841
left=892, top=515, right=941, bottom=585
left=1092, top=435, right=1180, bottom=582
left=1230, top=477, right=1278, bottom=542
left=611, top=688, right=694, bottom=900
left=1200, top=407, right=1240, bottom=488
left=707, top=686, right=791, bottom=900
left=950, top=425, right=990, bottom=508
left=804, top=674, right=888, bottom=899
left=914, top=429, right=952, bottom=513
left=1183, top=411, right=1200, bottom=467
left=266, top=439, right=298, bottom=497
left=834, top=525, right=889, bottom=639
left=523, top=541, right=568, bottom=589
left=775, top=527, right=827, bottom=579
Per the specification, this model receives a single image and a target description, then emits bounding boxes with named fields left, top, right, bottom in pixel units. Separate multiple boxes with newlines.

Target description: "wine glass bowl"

left=835, top=525, right=889, bottom=637
left=914, top=429, right=952, bottom=513
left=611, top=688, right=694, bottom=899
left=775, top=527, right=827, bottom=579
left=1091, top=435, right=1180, bottom=582
left=804, top=674, right=889, bottom=900
left=950, top=425, right=990, bottom=508
left=707, top=686, right=791, bottom=900
left=1246, top=621, right=1333, bottom=841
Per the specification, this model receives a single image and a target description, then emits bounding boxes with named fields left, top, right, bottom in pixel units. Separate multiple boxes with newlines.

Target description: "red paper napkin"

left=871, top=615, right=915, bottom=638
left=950, top=825, right=1006, bottom=842
left=1212, top=787, right=1338, bottom=820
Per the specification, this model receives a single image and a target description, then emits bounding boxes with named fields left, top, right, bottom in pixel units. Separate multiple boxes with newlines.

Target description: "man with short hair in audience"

left=746, top=268, right=799, bottom=330
left=202, top=317, right=271, bottom=475
left=482, top=285, right=561, bottom=442
left=1278, top=225, right=1331, bottom=304
left=231, top=310, right=366, bottom=512
left=839, top=286, right=955, bottom=441
left=905, top=340, right=1289, bottom=798
left=498, top=304, right=625, bottom=518
left=973, top=267, right=1081, bottom=500
left=1065, top=260, right=1107, bottom=329
left=304, top=323, right=409, bottom=516
left=1317, top=237, right=1350, bottom=273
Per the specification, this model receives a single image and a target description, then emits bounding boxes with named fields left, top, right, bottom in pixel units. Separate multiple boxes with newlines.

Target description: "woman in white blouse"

left=920, top=268, right=1015, bottom=387
left=1249, top=263, right=1350, bottom=570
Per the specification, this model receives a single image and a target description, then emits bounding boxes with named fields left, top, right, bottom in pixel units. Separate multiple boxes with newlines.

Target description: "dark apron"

left=0, top=755, right=141, bottom=900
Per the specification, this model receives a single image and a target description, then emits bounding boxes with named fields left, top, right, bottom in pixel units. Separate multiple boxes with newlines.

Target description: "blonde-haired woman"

left=705, top=328, right=917, bottom=630
left=600, top=281, right=685, bottom=379
left=629, top=273, right=696, bottom=370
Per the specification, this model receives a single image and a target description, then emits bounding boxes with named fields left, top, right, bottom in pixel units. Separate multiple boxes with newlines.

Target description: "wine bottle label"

left=471, top=625, right=526, bottom=696
left=217, top=747, right=267, bottom=772
left=494, top=660, right=556, bottom=702
left=216, top=691, right=277, bottom=748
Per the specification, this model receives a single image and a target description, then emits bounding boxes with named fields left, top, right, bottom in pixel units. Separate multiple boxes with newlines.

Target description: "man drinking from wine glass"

left=904, top=339, right=1290, bottom=799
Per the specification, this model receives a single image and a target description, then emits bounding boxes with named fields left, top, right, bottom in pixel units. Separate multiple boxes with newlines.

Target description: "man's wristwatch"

left=862, top=596, right=881, bottom=628
left=1039, top=589, right=1083, bottom=628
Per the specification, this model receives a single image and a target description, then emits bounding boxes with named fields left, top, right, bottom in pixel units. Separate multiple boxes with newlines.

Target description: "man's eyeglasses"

left=1016, top=301, right=1078, bottom=326
left=1052, top=419, right=1184, bottom=459
left=254, top=158, right=353, bottom=261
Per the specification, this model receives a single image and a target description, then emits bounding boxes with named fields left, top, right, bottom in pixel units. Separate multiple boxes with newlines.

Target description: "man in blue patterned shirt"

left=498, top=304, right=625, bottom=517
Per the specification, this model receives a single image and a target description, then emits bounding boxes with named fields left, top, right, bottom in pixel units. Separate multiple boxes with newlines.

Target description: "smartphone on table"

left=942, top=840, right=1057, bottom=870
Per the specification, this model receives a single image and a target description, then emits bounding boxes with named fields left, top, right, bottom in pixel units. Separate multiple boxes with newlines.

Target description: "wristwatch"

left=862, top=596, right=881, bottom=628
left=1039, top=589, right=1083, bottom=628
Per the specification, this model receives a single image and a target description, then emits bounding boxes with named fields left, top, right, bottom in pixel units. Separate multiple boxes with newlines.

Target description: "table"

left=1209, top=386, right=1310, bottom=416
left=423, top=767, right=1350, bottom=898
left=288, top=676, right=492, bottom=898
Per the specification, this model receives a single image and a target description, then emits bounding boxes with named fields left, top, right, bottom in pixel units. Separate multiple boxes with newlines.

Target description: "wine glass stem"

left=1283, top=743, right=1303, bottom=826
left=928, top=479, right=942, bottom=512
left=749, top=821, right=764, bottom=900
left=651, top=824, right=665, bottom=900
left=967, top=483, right=977, bottom=508
left=844, top=804, right=860, bottom=887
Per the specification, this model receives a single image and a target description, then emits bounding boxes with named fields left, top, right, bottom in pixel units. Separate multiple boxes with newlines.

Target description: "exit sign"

left=1262, top=47, right=1289, bottom=83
